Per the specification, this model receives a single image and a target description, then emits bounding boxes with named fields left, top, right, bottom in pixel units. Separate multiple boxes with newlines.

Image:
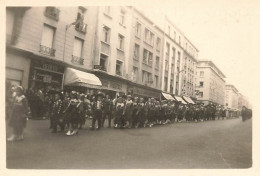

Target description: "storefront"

left=182, top=95, right=196, bottom=104
left=127, top=82, right=161, bottom=100
left=29, top=59, right=64, bottom=91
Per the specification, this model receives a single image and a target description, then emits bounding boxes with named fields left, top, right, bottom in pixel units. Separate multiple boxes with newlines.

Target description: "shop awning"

left=64, top=68, right=102, bottom=89
left=182, top=96, right=195, bottom=104
left=162, top=92, right=175, bottom=100
left=174, top=96, right=187, bottom=104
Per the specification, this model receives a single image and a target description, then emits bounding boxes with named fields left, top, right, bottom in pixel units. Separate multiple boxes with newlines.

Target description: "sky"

left=137, top=0, right=260, bottom=105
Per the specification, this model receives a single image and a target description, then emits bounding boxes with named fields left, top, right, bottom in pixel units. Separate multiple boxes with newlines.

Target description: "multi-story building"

left=225, top=84, right=239, bottom=109
left=6, top=6, right=99, bottom=91
left=181, top=36, right=199, bottom=99
left=6, top=6, right=165, bottom=99
left=160, top=17, right=184, bottom=96
left=195, top=60, right=226, bottom=105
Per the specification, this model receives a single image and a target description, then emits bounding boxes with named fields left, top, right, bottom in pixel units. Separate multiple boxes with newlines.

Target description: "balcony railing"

left=39, top=45, right=56, bottom=57
left=71, top=55, right=84, bottom=65
left=44, top=7, right=60, bottom=21
left=75, top=23, right=87, bottom=34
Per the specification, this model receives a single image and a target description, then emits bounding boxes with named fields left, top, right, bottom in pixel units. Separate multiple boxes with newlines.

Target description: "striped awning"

left=162, top=92, right=175, bottom=100
left=174, top=96, right=187, bottom=104
left=183, top=96, right=195, bottom=104
left=64, top=68, right=102, bottom=89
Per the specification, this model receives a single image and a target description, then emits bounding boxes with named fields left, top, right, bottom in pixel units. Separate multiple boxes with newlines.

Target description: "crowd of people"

left=6, top=85, right=249, bottom=141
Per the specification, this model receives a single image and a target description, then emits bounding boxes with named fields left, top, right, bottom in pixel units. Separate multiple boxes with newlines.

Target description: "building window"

left=170, top=79, right=174, bottom=93
left=174, top=31, right=176, bottom=40
left=155, top=56, right=160, bottom=69
left=148, top=52, right=153, bottom=66
left=40, top=24, right=56, bottom=56
left=118, top=34, right=124, bottom=51
left=179, top=36, right=181, bottom=45
left=166, top=43, right=170, bottom=55
left=200, top=81, right=204, bottom=87
left=100, top=54, right=108, bottom=71
left=72, top=37, right=84, bottom=65
left=135, top=22, right=141, bottom=38
left=142, top=70, right=147, bottom=84
left=116, top=60, right=123, bottom=76
left=198, top=92, right=203, bottom=98
left=165, top=59, right=169, bottom=71
left=104, top=6, right=111, bottom=16
left=156, top=37, right=161, bottom=51
left=164, top=77, right=168, bottom=91
left=144, top=28, right=154, bottom=46
left=119, top=10, right=125, bottom=25
left=143, top=49, right=152, bottom=66
left=133, top=67, right=138, bottom=82
left=155, top=75, right=158, bottom=87
left=134, top=44, right=140, bottom=60
left=103, top=26, right=110, bottom=43
left=200, top=71, right=204, bottom=78
left=73, top=37, right=83, bottom=57
left=171, top=64, right=174, bottom=74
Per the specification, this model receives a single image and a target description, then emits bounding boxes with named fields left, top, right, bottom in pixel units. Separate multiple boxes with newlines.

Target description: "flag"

left=66, top=13, right=84, bottom=30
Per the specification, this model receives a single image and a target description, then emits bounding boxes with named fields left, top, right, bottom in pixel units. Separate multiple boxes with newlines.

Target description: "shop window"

left=116, top=60, right=123, bottom=76
left=135, top=22, right=141, bottom=38
left=40, top=24, right=56, bottom=56
left=118, top=34, right=124, bottom=51
left=134, top=44, right=140, bottom=60
left=100, top=54, right=108, bottom=72
left=103, top=26, right=110, bottom=44
left=44, top=7, right=60, bottom=21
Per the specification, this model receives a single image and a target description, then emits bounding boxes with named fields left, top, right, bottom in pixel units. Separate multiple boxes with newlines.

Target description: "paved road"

left=6, top=117, right=252, bottom=169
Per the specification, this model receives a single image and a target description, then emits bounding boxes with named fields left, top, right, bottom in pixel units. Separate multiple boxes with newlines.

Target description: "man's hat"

left=96, top=91, right=104, bottom=98
left=15, top=86, right=24, bottom=93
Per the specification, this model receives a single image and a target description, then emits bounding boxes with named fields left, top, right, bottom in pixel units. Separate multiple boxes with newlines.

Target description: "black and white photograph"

left=1, top=0, right=260, bottom=175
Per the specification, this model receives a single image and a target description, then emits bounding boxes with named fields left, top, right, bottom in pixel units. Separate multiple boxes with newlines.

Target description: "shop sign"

left=133, top=87, right=160, bottom=98
left=42, top=63, right=58, bottom=72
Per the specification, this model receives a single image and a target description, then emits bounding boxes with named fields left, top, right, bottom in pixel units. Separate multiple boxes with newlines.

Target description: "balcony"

left=75, top=22, right=87, bottom=34
left=39, top=45, right=56, bottom=57
left=116, top=70, right=122, bottom=76
left=44, top=7, right=60, bottom=21
left=71, top=55, right=84, bottom=65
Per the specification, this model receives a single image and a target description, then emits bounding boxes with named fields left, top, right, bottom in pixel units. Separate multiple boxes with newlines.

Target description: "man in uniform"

left=124, top=95, right=133, bottom=128
left=102, top=94, right=113, bottom=128
left=114, top=96, right=125, bottom=128
left=91, top=92, right=104, bottom=130
left=137, top=97, right=145, bottom=127
left=132, top=97, right=139, bottom=128
left=50, top=92, right=63, bottom=133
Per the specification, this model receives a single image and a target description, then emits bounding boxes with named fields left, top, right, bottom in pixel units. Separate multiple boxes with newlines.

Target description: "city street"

left=6, top=117, right=252, bottom=169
